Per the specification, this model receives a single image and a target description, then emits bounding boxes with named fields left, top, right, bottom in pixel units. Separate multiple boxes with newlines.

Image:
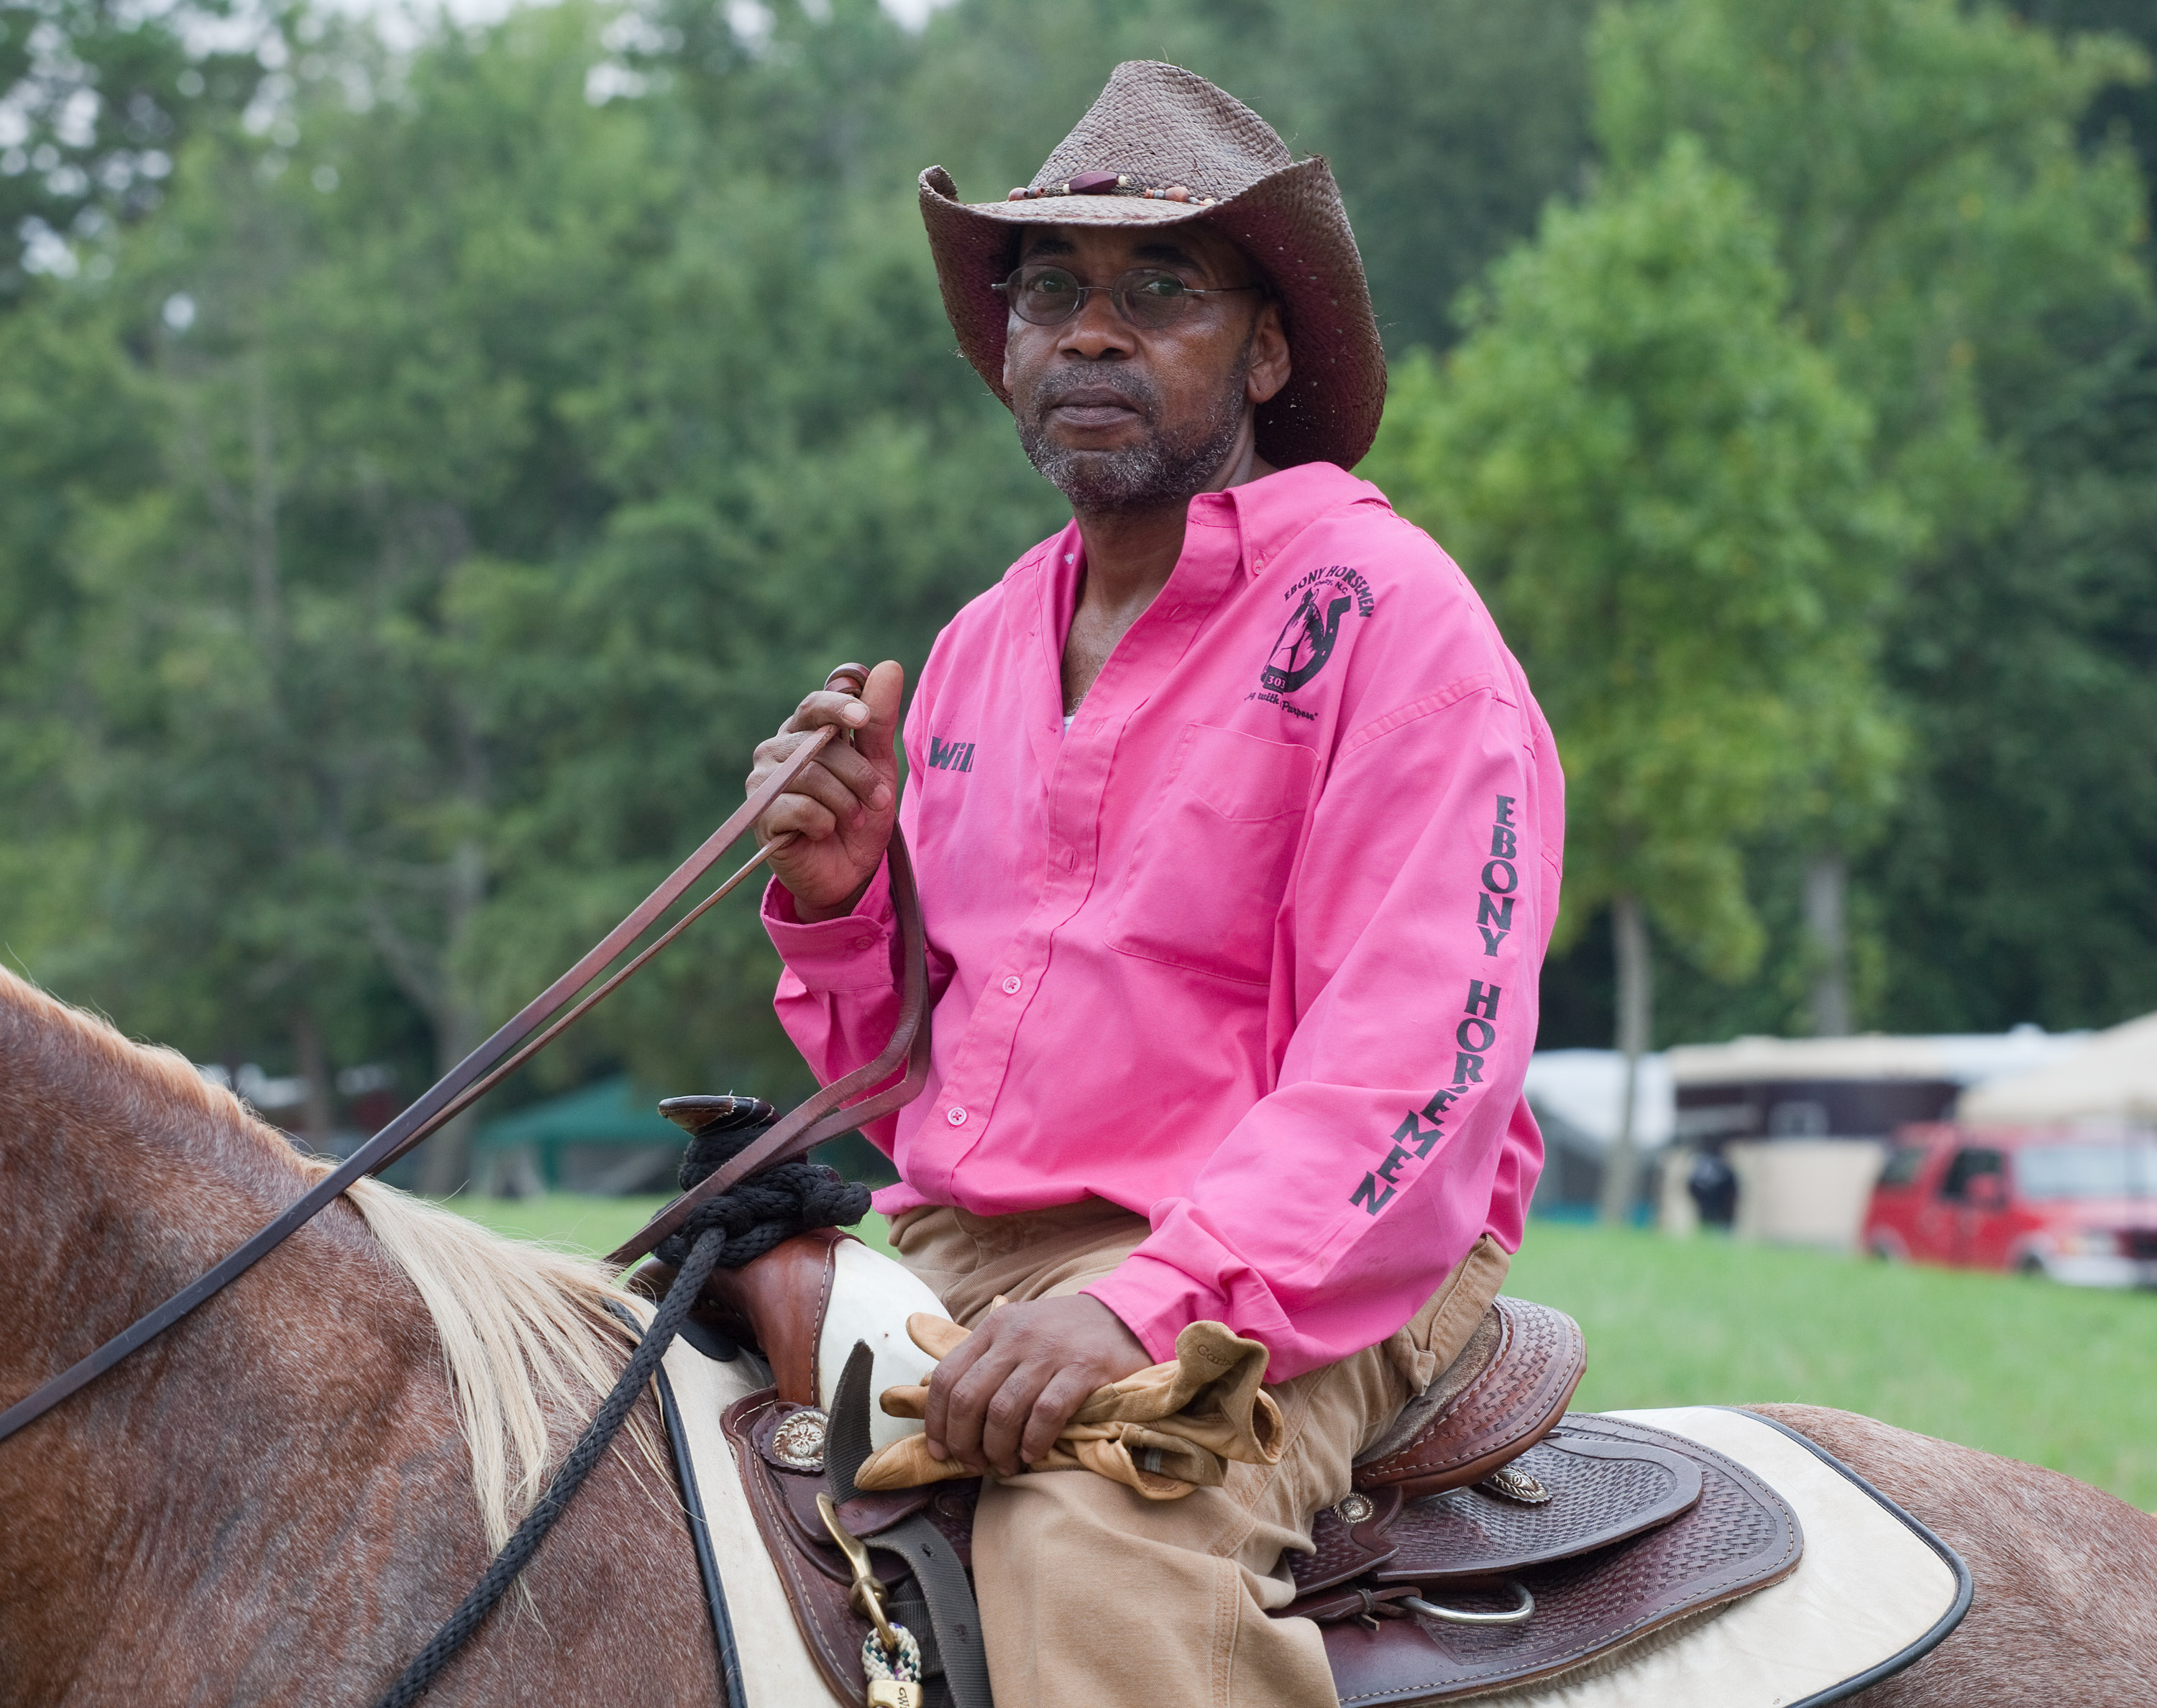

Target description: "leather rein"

left=0, top=664, right=930, bottom=1448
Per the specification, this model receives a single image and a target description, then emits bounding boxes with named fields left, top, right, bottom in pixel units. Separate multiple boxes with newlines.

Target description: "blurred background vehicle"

left=1864, top=1124, right=2157, bottom=1285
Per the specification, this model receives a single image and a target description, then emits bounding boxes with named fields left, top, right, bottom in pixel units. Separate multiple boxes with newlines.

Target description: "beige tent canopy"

left=1957, top=1010, right=2157, bottom=1124
left=1663, top=1028, right=2084, bottom=1088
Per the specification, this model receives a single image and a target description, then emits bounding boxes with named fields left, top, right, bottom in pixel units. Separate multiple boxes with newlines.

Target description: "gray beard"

left=1016, top=352, right=1252, bottom=514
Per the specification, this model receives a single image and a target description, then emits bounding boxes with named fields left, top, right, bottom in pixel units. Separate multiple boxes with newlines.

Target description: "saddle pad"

left=1444, top=1408, right=1971, bottom=1708
left=657, top=1335, right=837, bottom=1708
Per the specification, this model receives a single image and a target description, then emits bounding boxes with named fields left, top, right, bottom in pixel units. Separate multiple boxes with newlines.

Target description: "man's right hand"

left=749, top=659, right=904, bottom=922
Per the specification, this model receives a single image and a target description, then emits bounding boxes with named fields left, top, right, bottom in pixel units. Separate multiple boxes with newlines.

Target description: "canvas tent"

left=1958, top=1011, right=2157, bottom=1124
left=474, top=1076, right=683, bottom=1195
left=1521, top=1050, right=1675, bottom=1213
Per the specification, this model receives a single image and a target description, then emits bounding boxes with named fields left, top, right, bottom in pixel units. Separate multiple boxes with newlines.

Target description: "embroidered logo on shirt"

left=1258, top=566, right=1374, bottom=694
left=1350, top=794, right=1519, bottom=1217
left=927, top=736, right=976, bottom=773
left=1477, top=796, right=1519, bottom=956
left=1351, top=976, right=1505, bottom=1217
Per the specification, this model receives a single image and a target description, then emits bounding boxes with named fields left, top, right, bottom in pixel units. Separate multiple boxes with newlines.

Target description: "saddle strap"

left=861, top=1516, right=990, bottom=1708
left=651, top=1346, right=749, bottom=1708
left=828, top=1343, right=994, bottom=1708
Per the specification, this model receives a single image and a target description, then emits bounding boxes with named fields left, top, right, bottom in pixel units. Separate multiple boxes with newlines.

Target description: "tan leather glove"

left=854, top=1314, right=1286, bottom=1500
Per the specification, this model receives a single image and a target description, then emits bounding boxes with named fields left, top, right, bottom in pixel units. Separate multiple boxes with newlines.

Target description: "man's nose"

left=1055, top=288, right=1135, bottom=359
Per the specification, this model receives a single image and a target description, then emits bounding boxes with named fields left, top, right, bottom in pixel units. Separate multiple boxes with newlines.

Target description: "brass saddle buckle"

left=818, top=1492, right=925, bottom=1708
left=818, top=1492, right=904, bottom=1652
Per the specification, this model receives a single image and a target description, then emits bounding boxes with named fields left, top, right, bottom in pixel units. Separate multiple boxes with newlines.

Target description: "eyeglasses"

left=993, top=265, right=1260, bottom=331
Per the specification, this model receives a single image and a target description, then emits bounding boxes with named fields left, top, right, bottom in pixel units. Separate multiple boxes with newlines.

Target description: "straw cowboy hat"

left=919, top=60, right=1387, bottom=472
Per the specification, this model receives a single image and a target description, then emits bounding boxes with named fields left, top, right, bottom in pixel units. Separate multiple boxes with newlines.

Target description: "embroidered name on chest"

left=927, top=736, right=976, bottom=773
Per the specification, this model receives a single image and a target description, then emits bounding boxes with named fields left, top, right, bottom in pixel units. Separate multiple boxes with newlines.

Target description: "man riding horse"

left=746, top=61, right=1562, bottom=1707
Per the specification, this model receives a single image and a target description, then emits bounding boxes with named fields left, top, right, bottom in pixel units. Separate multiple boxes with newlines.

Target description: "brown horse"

left=4, top=963, right=2153, bottom=1707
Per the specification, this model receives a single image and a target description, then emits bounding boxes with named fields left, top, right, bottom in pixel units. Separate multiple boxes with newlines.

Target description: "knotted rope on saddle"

left=373, top=1103, right=868, bottom=1708
left=655, top=1098, right=871, bottom=1270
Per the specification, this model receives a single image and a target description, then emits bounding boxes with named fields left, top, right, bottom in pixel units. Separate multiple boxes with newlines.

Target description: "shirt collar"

left=1185, top=461, right=1386, bottom=581
left=1022, top=459, right=1384, bottom=645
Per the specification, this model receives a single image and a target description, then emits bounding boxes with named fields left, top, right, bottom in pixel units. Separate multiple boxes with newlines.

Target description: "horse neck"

left=0, top=1011, right=324, bottom=1402
left=0, top=989, right=465, bottom=1696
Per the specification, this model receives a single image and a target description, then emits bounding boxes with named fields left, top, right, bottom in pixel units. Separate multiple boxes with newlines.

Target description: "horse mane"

left=339, top=1179, right=668, bottom=1553
left=0, top=965, right=664, bottom=1557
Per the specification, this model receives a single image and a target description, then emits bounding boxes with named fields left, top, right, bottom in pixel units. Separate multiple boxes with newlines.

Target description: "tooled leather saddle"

left=698, top=1232, right=1804, bottom=1708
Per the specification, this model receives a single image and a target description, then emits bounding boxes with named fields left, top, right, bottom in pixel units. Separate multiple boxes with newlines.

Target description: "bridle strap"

left=0, top=666, right=929, bottom=1446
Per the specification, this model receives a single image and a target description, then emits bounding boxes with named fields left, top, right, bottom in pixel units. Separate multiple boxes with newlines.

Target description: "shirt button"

left=1002, top=975, right=1022, bottom=994
left=945, top=1106, right=968, bottom=1126
left=851, top=937, right=874, bottom=951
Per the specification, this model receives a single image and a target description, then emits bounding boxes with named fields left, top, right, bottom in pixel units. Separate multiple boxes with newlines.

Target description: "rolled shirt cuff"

left=760, top=863, right=897, bottom=993
left=1080, top=1251, right=1235, bottom=1370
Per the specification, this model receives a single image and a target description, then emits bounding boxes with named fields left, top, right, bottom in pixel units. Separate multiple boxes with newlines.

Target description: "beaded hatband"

left=1007, top=170, right=1218, bottom=206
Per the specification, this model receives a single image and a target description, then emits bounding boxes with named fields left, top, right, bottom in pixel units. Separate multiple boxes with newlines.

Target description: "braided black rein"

left=373, top=1116, right=869, bottom=1707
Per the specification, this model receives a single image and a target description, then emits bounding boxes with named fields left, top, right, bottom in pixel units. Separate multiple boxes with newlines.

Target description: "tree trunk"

left=1804, top=850, right=1852, bottom=1037
left=415, top=1023, right=482, bottom=1198
left=1598, top=894, right=1654, bottom=1226
left=291, top=1006, right=335, bottom=1150
left=416, top=834, right=488, bottom=1198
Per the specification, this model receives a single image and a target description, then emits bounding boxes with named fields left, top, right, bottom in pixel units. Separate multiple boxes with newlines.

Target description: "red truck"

left=1861, top=1123, right=2157, bottom=1285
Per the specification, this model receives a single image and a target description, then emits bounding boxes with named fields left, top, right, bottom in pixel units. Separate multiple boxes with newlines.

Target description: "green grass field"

left=441, top=1194, right=2156, bottom=1510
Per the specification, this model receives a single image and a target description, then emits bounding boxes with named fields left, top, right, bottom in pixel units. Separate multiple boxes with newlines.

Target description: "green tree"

left=0, top=0, right=1061, bottom=1183
left=1590, top=0, right=2153, bottom=1034
left=0, top=0, right=275, bottom=306
left=1368, top=141, right=1909, bottom=1216
left=2015, top=0, right=2157, bottom=221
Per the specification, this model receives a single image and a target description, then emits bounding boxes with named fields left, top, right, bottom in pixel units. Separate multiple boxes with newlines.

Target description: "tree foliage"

left=0, top=0, right=2152, bottom=1162
left=1595, top=0, right=2148, bottom=550
left=1370, top=141, right=1908, bottom=979
left=0, top=0, right=276, bottom=304
left=1582, top=0, right=2156, bottom=1034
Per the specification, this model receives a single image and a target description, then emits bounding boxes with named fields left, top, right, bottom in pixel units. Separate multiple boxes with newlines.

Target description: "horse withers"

left=2, top=965, right=2152, bottom=1706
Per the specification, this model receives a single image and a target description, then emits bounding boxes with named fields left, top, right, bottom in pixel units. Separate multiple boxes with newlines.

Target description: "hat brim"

left=919, top=157, right=1387, bottom=472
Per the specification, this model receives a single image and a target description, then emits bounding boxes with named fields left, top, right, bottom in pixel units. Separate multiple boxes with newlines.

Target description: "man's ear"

left=1245, top=300, right=1291, bottom=407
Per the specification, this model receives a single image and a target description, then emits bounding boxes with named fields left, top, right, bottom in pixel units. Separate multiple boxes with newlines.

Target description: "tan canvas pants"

left=890, top=1200, right=1509, bottom=1708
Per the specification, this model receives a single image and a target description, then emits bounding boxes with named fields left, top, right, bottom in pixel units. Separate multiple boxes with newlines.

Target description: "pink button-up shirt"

left=764, top=462, right=1562, bottom=1379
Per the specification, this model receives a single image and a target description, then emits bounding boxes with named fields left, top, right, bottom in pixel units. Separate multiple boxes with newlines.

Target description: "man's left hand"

left=922, top=1294, right=1152, bottom=1478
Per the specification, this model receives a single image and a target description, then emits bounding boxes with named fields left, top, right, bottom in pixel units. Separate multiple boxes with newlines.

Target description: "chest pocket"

left=1107, top=724, right=1319, bottom=985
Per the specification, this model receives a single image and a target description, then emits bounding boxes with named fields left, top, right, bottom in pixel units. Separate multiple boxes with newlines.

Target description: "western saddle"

left=690, top=1229, right=1802, bottom=1708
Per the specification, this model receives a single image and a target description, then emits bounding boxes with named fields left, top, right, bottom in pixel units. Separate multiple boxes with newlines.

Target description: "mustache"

left=1026, top=366, right=1160, bottom=422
